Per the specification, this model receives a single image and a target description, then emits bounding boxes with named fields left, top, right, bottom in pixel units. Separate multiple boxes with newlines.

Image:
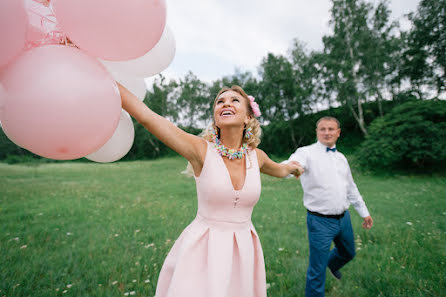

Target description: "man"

left=286, top=116, right=373, bottom=297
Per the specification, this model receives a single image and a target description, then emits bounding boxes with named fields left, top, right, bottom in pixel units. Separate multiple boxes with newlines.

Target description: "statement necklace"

left=212, top=130, right=247, bottom=160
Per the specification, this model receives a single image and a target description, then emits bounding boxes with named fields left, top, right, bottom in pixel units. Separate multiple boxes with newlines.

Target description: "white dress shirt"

left=287, top=141, right=370, bottom=218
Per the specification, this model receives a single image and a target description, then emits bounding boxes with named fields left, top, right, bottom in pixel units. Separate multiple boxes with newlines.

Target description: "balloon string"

left=28, top=9, right=57, bottom=24
left=25, top=0, right=76, bottom=49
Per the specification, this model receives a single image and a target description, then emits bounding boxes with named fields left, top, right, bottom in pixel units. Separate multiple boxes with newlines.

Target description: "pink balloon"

left=24, top=0, right=63, bottom=48
left=0, top=82, right=5, bottom=117
left=53, top=0, right=167, bottom=61
left=0, top=0, right=29, bottom=67
left=0, top=45, right=122, bottom=160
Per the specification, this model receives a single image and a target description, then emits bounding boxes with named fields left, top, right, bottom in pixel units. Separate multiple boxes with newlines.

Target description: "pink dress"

left=155, top=141, right=267, bottom=297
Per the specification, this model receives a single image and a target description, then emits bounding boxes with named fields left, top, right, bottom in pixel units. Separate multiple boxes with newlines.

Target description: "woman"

left=118, top=83, right=302, bottom=297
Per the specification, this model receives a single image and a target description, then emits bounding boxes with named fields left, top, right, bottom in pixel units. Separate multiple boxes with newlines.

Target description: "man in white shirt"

left=286, top=116, right=373, bottom=297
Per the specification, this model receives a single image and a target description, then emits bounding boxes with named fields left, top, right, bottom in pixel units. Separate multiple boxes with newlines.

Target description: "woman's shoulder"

left=253, top=147, right=266, bottom=165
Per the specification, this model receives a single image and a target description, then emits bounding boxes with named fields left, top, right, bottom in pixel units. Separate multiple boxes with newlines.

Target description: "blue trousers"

left=305, top=211, right=356, bottom=297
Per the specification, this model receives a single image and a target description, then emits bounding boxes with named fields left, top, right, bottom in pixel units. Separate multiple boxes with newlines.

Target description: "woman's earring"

left=245, top=127, right=253, bottom=139
left=213, top=126, right=220, bottom=139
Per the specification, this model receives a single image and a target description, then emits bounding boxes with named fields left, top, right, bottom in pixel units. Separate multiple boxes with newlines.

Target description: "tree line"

left=1, top=0, right=445, bottom=167
left=145, top=0, right=443, bottom=133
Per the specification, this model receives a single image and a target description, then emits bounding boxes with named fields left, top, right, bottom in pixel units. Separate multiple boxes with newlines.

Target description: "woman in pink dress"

left=118, top=83, right=303, bottom=297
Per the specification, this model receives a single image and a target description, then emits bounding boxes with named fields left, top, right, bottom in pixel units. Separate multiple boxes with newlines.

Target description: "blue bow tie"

left=326, top=147, right=337, bottom=152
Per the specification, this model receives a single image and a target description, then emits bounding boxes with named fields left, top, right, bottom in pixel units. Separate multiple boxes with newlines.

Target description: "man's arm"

left=345, top=160, right=373, bottom=229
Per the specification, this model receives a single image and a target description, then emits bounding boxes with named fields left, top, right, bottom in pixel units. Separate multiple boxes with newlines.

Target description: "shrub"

left=357, top=100, right=446, bottom=170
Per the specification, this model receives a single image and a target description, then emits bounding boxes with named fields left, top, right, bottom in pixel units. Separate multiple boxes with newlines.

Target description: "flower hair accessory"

left=247, top=95, right=261, bottom=117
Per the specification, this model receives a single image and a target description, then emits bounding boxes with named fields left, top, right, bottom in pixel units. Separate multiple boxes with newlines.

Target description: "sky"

left=156, top=0, right=421, bottom=84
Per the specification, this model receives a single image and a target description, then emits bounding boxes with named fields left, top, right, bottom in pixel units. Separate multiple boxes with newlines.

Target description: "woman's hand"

left=287, top=161, right=304, bottom=178
left=257, top=149, right=304, bottom=178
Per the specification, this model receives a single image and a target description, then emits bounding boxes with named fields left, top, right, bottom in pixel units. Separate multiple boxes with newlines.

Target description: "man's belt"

left=307, top=209, right=345, bottom=219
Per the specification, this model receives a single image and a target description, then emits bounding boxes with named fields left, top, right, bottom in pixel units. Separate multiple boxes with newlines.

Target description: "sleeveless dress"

left=155, top=141, right=267, bottom=297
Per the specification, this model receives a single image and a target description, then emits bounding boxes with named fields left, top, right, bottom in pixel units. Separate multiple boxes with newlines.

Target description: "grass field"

left=1, top=156, right=445, bottom=297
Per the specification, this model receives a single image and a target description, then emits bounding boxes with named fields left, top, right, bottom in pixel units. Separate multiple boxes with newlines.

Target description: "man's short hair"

left=316, top=116, right=340, bottom=129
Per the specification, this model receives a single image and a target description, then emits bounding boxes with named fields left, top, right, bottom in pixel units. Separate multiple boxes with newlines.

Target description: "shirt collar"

left=316, top=141, right=336, bottom=152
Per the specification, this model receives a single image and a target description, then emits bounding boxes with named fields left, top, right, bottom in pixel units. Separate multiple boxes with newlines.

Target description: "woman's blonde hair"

left=182, top=85, right=262, bottom=176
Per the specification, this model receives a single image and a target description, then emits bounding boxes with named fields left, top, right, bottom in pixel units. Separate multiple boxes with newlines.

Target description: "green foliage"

left=176, top=72, right=212, bottom=126
left=260, top=100, right=393, bottom=157
left=3, top=154, right=47, bottom=164
left=401, top=0, right=446, bottom=96
left=320, top=0, right=402, bottom=135
left=258, top=53, right=301, bottom=122
left=0, top=130, right=27, bottom=159
left=357, top=100, right=446, bottom=170
left=144, top=75, right=179, bottom=122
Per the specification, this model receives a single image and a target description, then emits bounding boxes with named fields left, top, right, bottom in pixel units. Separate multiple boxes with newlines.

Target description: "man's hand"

left=362, top=216, right=373, bottom=229
left=288, top=161, right=304, bottom=178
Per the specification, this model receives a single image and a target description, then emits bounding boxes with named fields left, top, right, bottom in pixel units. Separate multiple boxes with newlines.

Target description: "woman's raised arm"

left=118, top=82, right=206, bottom=166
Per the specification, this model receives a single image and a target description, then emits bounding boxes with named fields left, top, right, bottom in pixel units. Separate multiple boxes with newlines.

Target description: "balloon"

left=0, top=82, right=5, bottom=118
left=101, top=25, right=176, bottom=77
left=0, top=0, right=28, bottom=67
left=53, top=0, right=167, bottom=61
left=107, top=74, right=148, bottom=101
left=24, top=0, right=64, bottom=48
left=86, top=110, right=134, bottom=163
left=0, top=82, right=26, bottom=148
left=0, top=45, right=122, bottom=160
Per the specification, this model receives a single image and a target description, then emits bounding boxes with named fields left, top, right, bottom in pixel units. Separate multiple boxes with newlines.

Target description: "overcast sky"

left=158, top=0, right=421, bottom=83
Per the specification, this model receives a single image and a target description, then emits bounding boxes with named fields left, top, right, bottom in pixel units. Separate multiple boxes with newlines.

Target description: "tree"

left=144, top=75, right=179, bottom=122
left=361, top=1, right=400, bottom=116
left=401, top=0, right=446, bottom=98
left=289, top=39, right=317, bottom=116
left=321, top=0, right=399, bottom=135
left=258, top=52, right=313, bottom=146
left=129, top=75, right=179, bottom=159
left=175, top=72, right=210, bottom=128
left=258, top=53, right=298, bottom=122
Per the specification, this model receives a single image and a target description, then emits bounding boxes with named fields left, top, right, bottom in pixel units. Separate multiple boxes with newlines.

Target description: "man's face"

left=316, top=120, right=341, bottom=147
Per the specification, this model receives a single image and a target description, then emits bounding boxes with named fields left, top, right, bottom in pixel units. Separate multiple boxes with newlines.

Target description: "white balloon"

left=85, top=110, right=134, bottom=163
left=114, top=74, right=147, bottom=100
left=101, top=25, right=176, bottom=77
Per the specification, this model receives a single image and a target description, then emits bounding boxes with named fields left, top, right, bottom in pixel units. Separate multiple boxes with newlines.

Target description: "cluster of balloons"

left=0, top=0, right=175, bottom=162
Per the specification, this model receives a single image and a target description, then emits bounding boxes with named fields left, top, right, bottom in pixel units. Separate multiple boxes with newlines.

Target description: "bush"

left=357, top=100, right=446, bottom=170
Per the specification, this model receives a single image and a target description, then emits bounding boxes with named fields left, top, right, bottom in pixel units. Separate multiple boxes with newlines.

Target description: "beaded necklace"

left=212, top=130, right=247, bottom=160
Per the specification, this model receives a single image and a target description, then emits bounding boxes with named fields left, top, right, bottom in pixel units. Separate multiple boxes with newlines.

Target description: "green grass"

left=1, top=156, right=445, bottom=297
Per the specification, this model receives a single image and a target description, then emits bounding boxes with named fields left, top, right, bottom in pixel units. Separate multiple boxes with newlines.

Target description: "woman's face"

left=213, top=90, right=250, bottom=129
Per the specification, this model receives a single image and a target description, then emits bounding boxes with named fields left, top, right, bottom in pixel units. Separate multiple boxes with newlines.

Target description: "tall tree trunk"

left=375, top=87, right=384, bottom=117
left=346, top=27, right=368, bottom=136
left=348, top=103, right=368, bottom=136
left=289, top=122, right=297, bottom=147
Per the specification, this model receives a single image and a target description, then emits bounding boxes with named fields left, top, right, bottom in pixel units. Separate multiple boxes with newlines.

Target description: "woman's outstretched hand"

left=288, top=161, right=304, bottom=178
